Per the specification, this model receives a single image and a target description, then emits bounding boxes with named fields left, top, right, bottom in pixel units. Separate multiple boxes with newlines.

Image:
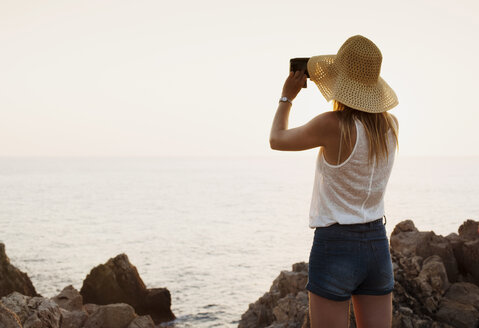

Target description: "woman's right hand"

left=281, top=70, right=307, bottom=101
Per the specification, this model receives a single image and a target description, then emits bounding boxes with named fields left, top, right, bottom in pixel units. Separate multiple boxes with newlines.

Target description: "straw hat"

left=307, top=35, right=398, bottom=113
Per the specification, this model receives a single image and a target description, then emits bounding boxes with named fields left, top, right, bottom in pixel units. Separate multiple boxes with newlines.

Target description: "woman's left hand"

left=281, top=70, right=307, bottom=101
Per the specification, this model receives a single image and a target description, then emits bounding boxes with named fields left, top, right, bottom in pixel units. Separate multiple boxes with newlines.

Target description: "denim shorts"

left=306, top=217, right=394, bottom=301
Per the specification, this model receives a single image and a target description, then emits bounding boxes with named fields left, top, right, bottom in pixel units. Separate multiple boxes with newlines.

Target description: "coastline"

left=1, top=219, right=478, bottom=327
left=0, top=248, right=175, bottom=328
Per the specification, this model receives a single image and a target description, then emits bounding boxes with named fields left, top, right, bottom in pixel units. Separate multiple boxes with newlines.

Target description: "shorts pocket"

left=308, top=239, right=357, bottom=284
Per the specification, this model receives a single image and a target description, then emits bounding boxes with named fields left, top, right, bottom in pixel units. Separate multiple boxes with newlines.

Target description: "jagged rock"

left=436, top=299, right=479, bottom=328
left=412, top=255, right=450, bottom=314
left=1, top=291, right=61, bottom=328
left=59, top=308, right=88, bottom=328
left=435, top=281, right=479, bottom=328
left=127, top=315, right=156, bottom=328
left=0, top=243, right=38, bottom=298
left=416, top=232, right=459, bottom=282
left=80, top=253, right=175, bottom=324
left=389, top=220, right=420, bottom=255
left=447, top=220, right=479, bottom=285
left=52, top=285, right=84, bottom=312
left=82, top=303, right=137, bottom=328
left=50, top=285, right=89, bottom=328
left=391, top=221, right=459, bottom=282
left=272, top=291, right=308, bottom=324
left=458, top=220, right=479, bottom=239
left=442, top=282, right=479, bottom=309
left=239, top=262, right=308, bottom=328
left=275, top=266, right=308, bottom=298
left=240, top=220, right=479, bottom=328
left=80, top=254, right=146, bottom=306
left=141, top=288, right=175, bottom=324
left=462, top=239, right=479, bottom=285
left=0, top=302, right=22, bottom=328
left=83, top=303, right=100, bottom=315
left=238, top=287, right=280, bottom=327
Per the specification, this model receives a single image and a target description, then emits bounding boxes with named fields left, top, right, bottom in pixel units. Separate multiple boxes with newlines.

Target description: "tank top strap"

left=337, top=132, right=342, bottom=165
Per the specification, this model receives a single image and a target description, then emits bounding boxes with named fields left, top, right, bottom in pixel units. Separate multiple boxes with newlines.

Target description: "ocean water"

left=0, top=155, right=478, bottom=327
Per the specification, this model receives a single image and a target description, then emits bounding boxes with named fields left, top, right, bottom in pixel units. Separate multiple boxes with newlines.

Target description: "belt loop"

left=383, top=215, right=387, bottom=226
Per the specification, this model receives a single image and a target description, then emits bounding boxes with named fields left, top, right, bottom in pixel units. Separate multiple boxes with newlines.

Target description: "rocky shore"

left=238, top=220, right=479, bottom=328
left=0, top=244, right=175, bottom=328
left=2, top=220, right=478, bottom=328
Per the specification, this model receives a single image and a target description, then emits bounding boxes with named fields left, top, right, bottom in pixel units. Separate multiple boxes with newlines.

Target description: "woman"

left=269, top=35, right=399, bottom=328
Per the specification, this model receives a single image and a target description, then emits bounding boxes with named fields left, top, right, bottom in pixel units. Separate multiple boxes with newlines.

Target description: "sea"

left=0, top=155, right=478, bottom=327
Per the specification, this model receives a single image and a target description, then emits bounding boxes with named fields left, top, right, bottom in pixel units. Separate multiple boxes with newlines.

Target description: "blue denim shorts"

left=306, top=217, right=394, bottom=301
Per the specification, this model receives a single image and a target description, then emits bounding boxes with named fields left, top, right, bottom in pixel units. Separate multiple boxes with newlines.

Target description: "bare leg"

left=308, top=291, right=350, bottom=328
left=352, top=293, right=392, bottom=328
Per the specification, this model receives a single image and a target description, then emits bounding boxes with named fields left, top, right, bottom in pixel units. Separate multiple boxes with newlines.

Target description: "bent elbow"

left=269, top=137, right=278, bottom=150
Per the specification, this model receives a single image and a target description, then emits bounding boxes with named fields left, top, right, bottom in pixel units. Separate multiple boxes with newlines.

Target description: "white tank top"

left=309, top=118, right=397, bottom=228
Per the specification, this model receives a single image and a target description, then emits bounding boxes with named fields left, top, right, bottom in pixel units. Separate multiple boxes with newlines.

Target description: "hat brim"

left=307, top=55, right=398, bottom=113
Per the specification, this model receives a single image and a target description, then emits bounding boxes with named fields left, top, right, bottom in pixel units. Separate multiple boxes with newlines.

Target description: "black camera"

left=290, top=57, right=310, bottom=88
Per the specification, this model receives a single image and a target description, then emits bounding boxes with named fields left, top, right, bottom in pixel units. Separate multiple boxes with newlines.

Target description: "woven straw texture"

left=307, top=35, right=398, bottom=113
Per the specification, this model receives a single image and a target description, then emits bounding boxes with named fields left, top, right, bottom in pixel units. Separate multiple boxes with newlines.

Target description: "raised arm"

left=269, top=71, right=336, bottom=151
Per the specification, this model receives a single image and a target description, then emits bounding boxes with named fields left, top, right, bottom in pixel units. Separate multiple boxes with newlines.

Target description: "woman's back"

left=309, top=115, right=397, bottom=227
left=269, top=34, right=400, bottom=327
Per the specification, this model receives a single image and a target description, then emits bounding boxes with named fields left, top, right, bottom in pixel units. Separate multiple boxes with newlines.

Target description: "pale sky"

left=1, top=0, right=478, bottom=157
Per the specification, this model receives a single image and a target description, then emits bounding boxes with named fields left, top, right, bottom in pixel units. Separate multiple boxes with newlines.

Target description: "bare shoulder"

left=310, top=111, right=340, bottom=132
left=308, top=111, right=340, bottom=147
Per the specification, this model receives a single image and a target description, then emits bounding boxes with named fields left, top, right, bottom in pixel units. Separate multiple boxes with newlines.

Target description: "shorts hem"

left=305, top=282, right=351, bottom=302
left=352, top=288, right=394, bottom=296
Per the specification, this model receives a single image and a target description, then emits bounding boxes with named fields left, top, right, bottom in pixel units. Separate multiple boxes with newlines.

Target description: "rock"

left=442, top=282, right=479, bottom=309
left=80, top=253, right=175, bottom=324
left=127, top=315, right=156, bottom=328
left=80, top=254, right=146, bottom=307
left=52, top=285, right=84, bottom=312
left=390, top=221, right=459, bottom=282
left=0, top=243, right=38, bottom=298
left=393, top=220, right=418, bottom=234
left=238, top=262, right=308, bottom=328
left=142, top=288, right=176, bottom=324
left=416, top=232, right=459, bottom=282
left=238, top=289, right=279, bottom=327
left=1, top=291, right=61, bottom=328
left=83, top=303, right=100, bottom=315
left=447, top=222, right=479, bottom=285
left=434, top=281, right=479, bottom=327
left=241, top=220, right=479, bottom=328
left=59, top=308, right=88, bottom=328
left=275, top=272, right=308, bottom=299
left=458, top=220, right=479, bottom=239
left=272, top=291, right=308, bottom=324
left=52, top=286, right=89, bottom=328
left=412, top=255, right=450, bottom=313
left=462, top=239, right=479, bottom=285
left=82, top=303, right=137, bottom=328
left=0, top=302, right=22, bottom=328
left=436, top=298, right=479, bottom=328
left=390, top=220, right=420, bottom=256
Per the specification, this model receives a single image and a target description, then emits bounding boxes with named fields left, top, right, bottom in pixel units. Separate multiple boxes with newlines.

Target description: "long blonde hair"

left=333, top=100, right=398, bottom=165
